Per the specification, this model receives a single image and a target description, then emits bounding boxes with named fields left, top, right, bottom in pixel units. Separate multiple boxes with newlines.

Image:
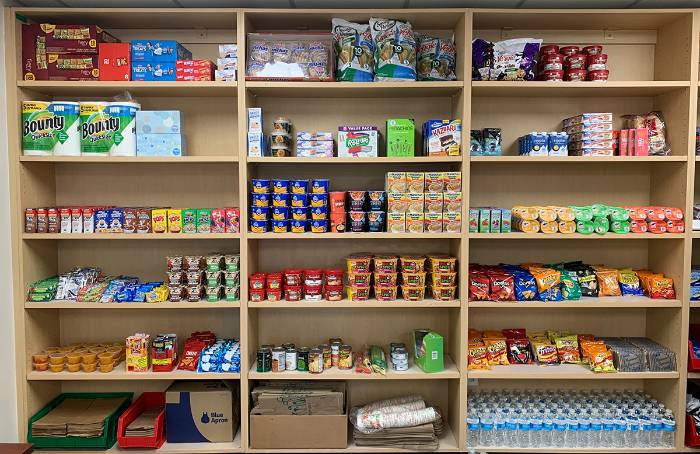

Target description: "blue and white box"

left=131, top=62, right=176, bottom=81
left=137, top=133, right=185, bottom=157
left=131, top=40, right=192, bottom=62
left=136, top=111, right=182, bottom=135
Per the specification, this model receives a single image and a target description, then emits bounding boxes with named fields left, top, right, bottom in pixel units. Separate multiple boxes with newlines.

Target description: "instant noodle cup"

left=564, top=54, right=586, bottom=70
left=432, top=285, right=456, bottom=301
left=375, top=286, right=398, bottom=301
left=400, top=255, right=426, bottom=273
left=271, top=219, right=289, bottom=233
left=267, top=289, right=282, bottom=302
left=290, top=179, right=309, bottom=194
left=272, top=179, right=290, bottom=194
left=347, top=272, right=371, bottom=287
left=347, top=191, right=367, bottom=211
left=98, top=353, right=114, bottom=365
left=33, top=362, right=49, bottom=371
left=325, top=285, right=344, bottom=301
left=374, top=272, right=398, bottom=287
left=401, top=285, right=425, bottom=301
left=373, top=255, right=398, bottom=273
left=284, top=286, right=302, bottom=301
left=347, top=286, right=370, bottom=301
left=427, top=254, right=456, bottom=273
left=329, top=192, right=346, bottom=212
left=82, top=362, right=97, bottom=372
left=100, top=363, right=114, bottom=373
left=50, top=363, right=64, bottom=373
left=251, top=179, right=271, bottom=194
left=402, top=272, right=426, bottom=287
left=49, top=353, right=66, bottom=365
left=284, top=269, right=303, bottom=286
left=346, top=254, right=372, bottom=274
left=249, top=289, right=266, bottom=302
left=330, top=212, right=346, bottom=233
left=290, top=219, right=307, bottom=233
left=272, top=194, right=289, bottom=208
left=431, top=272, right=457, bottom=287
left=81, top=352, right=97, bottom=364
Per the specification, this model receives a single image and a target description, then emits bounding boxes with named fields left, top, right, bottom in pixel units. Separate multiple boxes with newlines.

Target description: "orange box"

left=406, top=213, right=424, bottom=233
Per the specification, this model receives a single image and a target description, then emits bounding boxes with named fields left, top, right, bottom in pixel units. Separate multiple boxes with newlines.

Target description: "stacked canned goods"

left=256, top=339, right=352, bottom=374
left=390, top=342, right=409, bottom=371
left=250, top=177, right=329, bottom=233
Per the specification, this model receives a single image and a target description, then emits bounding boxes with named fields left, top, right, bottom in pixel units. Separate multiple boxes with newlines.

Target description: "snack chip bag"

left=586, top=344, right=616, bottom=373
left=539, top=285, right=562, bottom=302
left=531, top=267, right=560, bottom=293
left=513, top=271, right=537, bottom=301
left=468, top=341, right=490, bottom=370
left=507, top=338, right=532, bottom=364
left=502, top=328, right=526, bottom=339
left=416, top=33, right=456, bottom=81
left=370, top=18, right=417, bottom=81
left=485, top=338, right=509, bottom=365
left=469, top=272, right=490, bottom=301
left=471, top=38, right=493, bottom=81
left=649, top=276, right=675, bottom=299
left=489, top=273, right=515, bottom=301
left=618, top=269, right=644, bottom=296
left=574, top=267, right=599, bottom=297
left=332, top=18, right=375, bottom=82
left=559, top=272, right=581, bottom=300
left=490, top=38, right=542, bottom=81
left=555, top=335, right=580, bottom=364
left=595, top=269, right=621, bottom=297
left=533, top=341, right=559, bottom=365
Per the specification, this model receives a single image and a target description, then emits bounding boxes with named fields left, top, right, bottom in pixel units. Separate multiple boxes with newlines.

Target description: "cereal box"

left=197, top=209, right=212, bottom=233
left=152, top=209, right=168, bottom=233
left=182, top=209, right=197, bottom=234
left=168, top=209, right=183, bottom=234
left=406, top=213, right=424, bottom=233
left=211, top=208, right=226, bottom=233
left=225, top=208, right=240, bottom=233
left=387, top=212, right=405, bottom=233
left=424, top=213, right=443, bottom=233
left=444, top=212, right=461, bottom=233
left=423, top=119, right=461, bottom=156
left=337, top=126, right=379, bottom=158
left=386, top=119, right=415, bottom=157
left=406, top=172, right=425, bottom=193
left=385, top=172, right=407, bottom=193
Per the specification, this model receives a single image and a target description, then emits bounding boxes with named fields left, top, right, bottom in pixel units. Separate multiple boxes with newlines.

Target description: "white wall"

left=0, top=10, right=19, bottom=442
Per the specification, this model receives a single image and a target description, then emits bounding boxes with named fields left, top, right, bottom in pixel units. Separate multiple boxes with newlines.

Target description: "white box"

left=248, top=132, right=264, bottom=157
left=337, top=126, right=378, bottom=158
left=248, top=108, right=262, bottom=133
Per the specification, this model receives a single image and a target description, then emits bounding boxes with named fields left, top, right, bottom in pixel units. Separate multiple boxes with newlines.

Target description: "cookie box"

left=130, top=40, right=192, bottom=62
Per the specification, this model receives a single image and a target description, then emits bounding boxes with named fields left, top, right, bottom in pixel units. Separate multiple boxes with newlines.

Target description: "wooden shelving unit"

left=4, top=5, right=700, bottom=453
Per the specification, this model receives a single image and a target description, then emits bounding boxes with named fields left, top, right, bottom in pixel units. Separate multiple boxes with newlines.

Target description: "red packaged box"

left=618, top=129, right=628, bottom=156
left=99, top=43, right=130, bottom=81
left=176, top=74, right=214, bottom=81
left=211, top=208, right=225, bottom=233
left=225, top=207, right=240, bottom=233
left=43, top=24, right=118, bottom=54
left=176, top=60, right=214, bottom=70
left=47, top=54, right=100, bottom=81
left=634, top=128, right=649, bottom=156
left=666, top=220, right=685, bottom=234
left=21, top=24, right=48, bottom=80
left=59, top=208, right=72, bottom=233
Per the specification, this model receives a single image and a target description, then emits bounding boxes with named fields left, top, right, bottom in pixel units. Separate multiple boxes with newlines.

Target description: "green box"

left=386, top=119, right=415, bottom=157
left=182, top=208, right=197, bottom=234
left=197, top=208, right=212, bottom=233
left=28, top=392, right=132, bottom=449
left=468, top=208, right=479, bottom=233
left=413, top=329, right=444, bottom=373
left=479, top=208, right=491, bottom=233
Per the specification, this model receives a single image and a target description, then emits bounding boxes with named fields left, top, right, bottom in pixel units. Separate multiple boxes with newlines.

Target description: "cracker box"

left=479, top=208, right=491, bottom=233
left=248, top=108, right=263, bottom=133
left=385, top=172, right=407, bottom=193
left=386, top=119, right=415, bottom=157
left=44, top=24, right=118, bottom=54
left=168, top=209, right=183, bottom=234
left=424, top=213, right=443, bottom=233
left=443, top=212, right=461, bottom=233
left=99, top=43, right=130, bottom=81
left=21, top=24, right=48, bottom=80
left=137, top=134, right=185, bottom=157
left=423, top=119, right=461, bottom=156
left=413, top=329, right=444, bottom=373
left=136, top=111, right=182, bottom=135
left=387, top=212, right=405, bottom=233
left=126, top=333, right=150, bottom=372
left=469, top=208, right=479, bottom=233
left=131, top=61, right=176, bottom=81
left=47, top=54, right=100, bottom=81
left=406, top=213, right=424, bottom=233
left=130, top=40, right=192, bottom=62
left=337, top=126, right=379, bottom=158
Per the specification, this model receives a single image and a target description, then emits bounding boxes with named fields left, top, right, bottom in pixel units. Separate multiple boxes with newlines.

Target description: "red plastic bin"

left=687, top=414, right=700, bottom=447
left=689, top=324, right=700, bottom=372
left=117, top=392, right=166, bottom=449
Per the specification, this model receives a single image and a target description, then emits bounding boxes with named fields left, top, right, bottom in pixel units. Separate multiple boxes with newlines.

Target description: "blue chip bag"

left=618, top=269, right=644, bottom=296
left=692, top=267, right=700, bottom=286
left=539, top=286, right=562, bottom=302
left=692, top=286, right=700, bottom=301
left=513, top=271, right=537, bottom=301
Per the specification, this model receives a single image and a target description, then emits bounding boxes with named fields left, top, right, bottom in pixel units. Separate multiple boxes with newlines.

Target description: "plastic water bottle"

left=529, top=415, right=543, bottom=447
left=505, top=415, right=518, bottom=447
left=626, top=416, right=639, bottom=448
left=612, top=416, right=627, bottom=448
left=565, top=416, right=579, bottom=447
left=639, top=417, right=652, bottom=447
left=662, top=417, right=676, bottom=448
left=578, top=417, right=591, bottom=447
left=602, top=416, right=615, bottom=447
left=467, top=413, right=480, bottom=448
left=651, top=415, right=664, bottom=447
left=493, top=411, right=506, bottom=447
left=517, top=417, right=531, bottom=448
left=553, top=415, right=567, bottom=447
left=589, top=415, right=602, bottom=448
left=480, top=411, right=494, bottom=447
left=542, top=415, right=554, bottom=447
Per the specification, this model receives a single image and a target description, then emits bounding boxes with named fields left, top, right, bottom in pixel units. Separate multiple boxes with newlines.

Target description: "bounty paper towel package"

left=79, top=101, right=140, bottom=156
left=136, top=111, right=181, bottom=135
left=107, top=102, right=139, bottom=156
left=22, top=101, right=80, bottom=156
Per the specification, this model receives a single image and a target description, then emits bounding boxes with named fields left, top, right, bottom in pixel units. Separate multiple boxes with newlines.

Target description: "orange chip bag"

left=533, top=341, right=559, bottom=365
left=595, top=269, right=621, bottom=296
left=468, top=329, right=483, bottom=342
left=649, top=276, right=675, bottom=299
left=530, top=268, right=560, bottom=293
left=485, top=338, right=509, bottom=365
left=468, top=341, right=490, bottom=370
left=483, top=330, right=505, bottom=339
left=555, top=335, right=580, bottom=364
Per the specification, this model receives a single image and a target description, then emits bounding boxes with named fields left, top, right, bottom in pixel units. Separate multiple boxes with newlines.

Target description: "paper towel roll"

left=22, top=101, right=54, bottom=156
left=108, top=102, right=140, bottom=157
left=50, top=101, right=80, bottom=156
left=80, top=101, right=111, bottom=156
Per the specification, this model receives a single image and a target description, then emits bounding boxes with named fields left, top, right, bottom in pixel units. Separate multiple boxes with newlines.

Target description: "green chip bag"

left=560, top=272, right=581, bottom=300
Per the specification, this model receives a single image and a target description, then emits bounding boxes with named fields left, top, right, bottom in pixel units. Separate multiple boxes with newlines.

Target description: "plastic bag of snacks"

left=559, top=272, right=581, bottom=300
left=622, top=111, right=670, bottom=156
left=472, top=38, right=542, bottom=81
left=416, top=33, right=456, bottom=81
left=332, top=18, right=375, bottom=82
left=370, top=18, right=417, bottom=81
left=468, top=340, right=489, bottom=370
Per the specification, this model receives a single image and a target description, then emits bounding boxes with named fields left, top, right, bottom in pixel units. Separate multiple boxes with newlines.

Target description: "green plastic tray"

left=28, top=392, right=133, bottom=449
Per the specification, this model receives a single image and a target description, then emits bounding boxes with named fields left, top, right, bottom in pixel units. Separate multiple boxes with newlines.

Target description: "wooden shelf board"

left=475, top=448, right=677, bottom=453
left=471, top=155, right=688, bottom=163
left=23, top=233, right=241, bottom=240
left=470, top=233, right=683, bottom=240
left=691, top=231, right=700, bottom=238
left=248, top=232, right=461, bottom=239
left=20, top=156, right=238, bottom=163
left=248, top=298, right=459, bottom=308
left=246, top=81, right=464, bottom=98
left=248, top=156, right=463, bottom=164
left=688, top=372, right=700, bottom=379
left=248, top=425, right=458, bottom=453
left=691, top=302, right=700, bottom=308
left=25, top=300, right=240, bottom=309
left=468, top=296, right=681, bottom=308
left=248, top=356, right=459, bottom=380
left=471, top=81, right=690, bottom=97
left=27, top=362, right=240, bottom=381
left=17, top=80, right=238, bottom=97
left=467, top=364, right=679, bottom=380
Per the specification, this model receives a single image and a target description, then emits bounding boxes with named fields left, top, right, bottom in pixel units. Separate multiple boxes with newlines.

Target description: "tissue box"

left=413, top=329, right=444, bottom=373
left=131, top=40, right=192, bottom=62
left=136, top=111, right=182, bottom=135
left=131, top=62, right=176, bottom=81
left=137, top=134, right=185, bottom=157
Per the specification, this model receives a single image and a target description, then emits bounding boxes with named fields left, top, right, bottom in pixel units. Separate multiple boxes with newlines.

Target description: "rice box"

left=337, top=126, right=378, bottom=158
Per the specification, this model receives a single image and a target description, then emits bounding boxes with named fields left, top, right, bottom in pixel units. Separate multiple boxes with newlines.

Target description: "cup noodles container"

left=330, top=211, right=346, bottom=232
left=329, top=192, right=346, bottom=213
left=559, top=46, right=580, bottom=57
left=587, top=69, right=609, bottom=81
left=337, top=126, right=379, bottom=158
left=99, top=43, right=130, bottom=81
left=565, top=69, right=587, bottom=81
left=564, top=54, right=587, bottom=71
left=582, top=45, right=603, bottom=55
left=423, top=120, right=461, bottom=157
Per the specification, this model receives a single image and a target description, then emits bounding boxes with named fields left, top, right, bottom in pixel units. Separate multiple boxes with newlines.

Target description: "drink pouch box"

left=47, top=54, right=100, bottom=80
left=99, top=43, right=130, bottom=81
left=501, top=209, right=512, bottom=233
left=337, top=126, right=379, bottom=158
left=490, top=209, right=501, bottom=233
left=479, top=208, right=490, bottom=233
left=386, top=119, right=415, bottom=157
left=469, top=208, right=479, bottom=233
left=131, top=40, right=192, bottom=62
left=423, top=119, right=461, bottom=156
left=137, top=134, right=185, bottom=157
left=136, top=111, right=182, bottom=135
left=131, top=62, right=176, bottom=81
left=523, top=133, right=548, bottom=156
left=413, top=329, right=443, bottom=373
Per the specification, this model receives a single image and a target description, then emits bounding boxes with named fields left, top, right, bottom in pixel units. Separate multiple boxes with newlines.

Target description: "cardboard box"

left=47, top=54, right=100, bottom=81
left=247, top=132, right=264, bottom=157
left=337, top=126, right=379, bottom=158
left=247, top=108, right=262, bottom=133
left=131, top=40, right=192, bottom=62
left=386, top=119, right=415, bottom=157
left=469, top=208, right=479, bottom=233
left=619, top=129, right=628, bottom=156
left=22, top=24, right=48, bottom=80
left=423, top=119, right=461, bottom=156
left=136, top=111, right=182, bottom=135
left=413, top=329, right=444, bottom=373
left=132, top=62, right=176, bottom=81
left=490, top=208, right=501, bottom=233
left=634, top=128, right=649, bottom=156
left=166, top=381, right=239, bottom=443
left=99, top=43, right=130, bottom=81
left=479, top=208, right=491, bottom=233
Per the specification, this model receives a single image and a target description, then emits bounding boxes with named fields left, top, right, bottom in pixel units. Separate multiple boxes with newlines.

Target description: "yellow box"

left=424, top=172, right=445, bottom=193
left=387, top=212, right=406, bottom=233
left=444, top=172, right=462, bottom=192
left=125, top=334, right=150, bottom=373
left=406, top=172, right=425, bottom=193
left=406, top=212, right=424, bottom=233
left=424, top=213, right=443, bottom=233
left=424, top=193, right=443, bottom=214
left=387, top=193, right=408, bottom=213
left=443, top=192, right=462, bottom=214
left=406, top=193, right=424, bottom=214
left=385, top=172, right=406, bottom=193
left=443, top=212, right=461, bottom=233
left=167, top=209, right=182, bottom=234
left=151, top=209, right=168, bottom=234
